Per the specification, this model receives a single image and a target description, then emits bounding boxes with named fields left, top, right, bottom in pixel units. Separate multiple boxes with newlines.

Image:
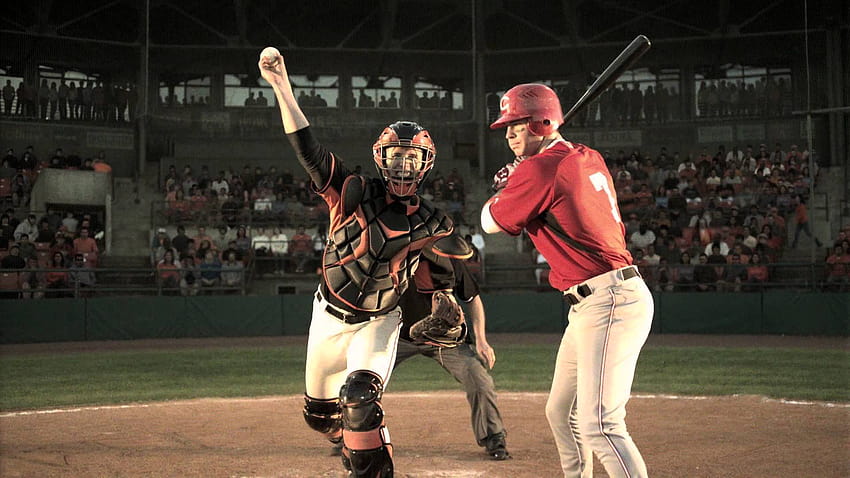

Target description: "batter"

left=259, top=51, right=470, bottom=477
left=481, top=83, right=653, bottom=478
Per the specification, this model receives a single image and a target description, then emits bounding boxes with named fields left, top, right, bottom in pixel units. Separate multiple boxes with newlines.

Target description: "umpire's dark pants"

left=394, top=339, right=506, bottom=447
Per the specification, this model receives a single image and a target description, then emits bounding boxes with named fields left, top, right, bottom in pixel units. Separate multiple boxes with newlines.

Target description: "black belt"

left=315, top=289, right=374, bottom=324
left=564, top=266, right=640, bottom=306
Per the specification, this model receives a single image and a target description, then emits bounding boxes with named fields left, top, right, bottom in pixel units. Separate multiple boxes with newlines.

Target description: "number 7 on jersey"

left=589, top=172, right=622, bottom=224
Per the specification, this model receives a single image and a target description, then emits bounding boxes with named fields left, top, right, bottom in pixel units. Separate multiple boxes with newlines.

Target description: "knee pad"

left=303, top=395, right=342, bottom=441
left=339, top=370, right=384, bottom=432
left=340, top=370, right=393, bottom=477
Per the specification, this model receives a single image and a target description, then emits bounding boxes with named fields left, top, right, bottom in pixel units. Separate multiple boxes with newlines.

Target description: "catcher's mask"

left=490, top=83, right=563, bottom=136
left=372, top=121, right=435, bottom=198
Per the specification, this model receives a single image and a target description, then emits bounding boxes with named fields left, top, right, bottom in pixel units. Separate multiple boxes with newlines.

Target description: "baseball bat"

left=561, top=35, right=652, bottom=125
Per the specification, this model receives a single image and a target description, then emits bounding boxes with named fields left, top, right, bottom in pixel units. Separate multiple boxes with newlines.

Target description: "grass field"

left=1, top=342, right=848, bottom=411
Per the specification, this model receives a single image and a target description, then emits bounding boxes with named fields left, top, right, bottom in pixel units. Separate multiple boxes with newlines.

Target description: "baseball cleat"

left=486, top=436, right=511, bottom=461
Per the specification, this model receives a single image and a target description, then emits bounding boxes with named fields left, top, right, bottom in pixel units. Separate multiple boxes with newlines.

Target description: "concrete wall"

left=31, top=168, right=112, bottom=212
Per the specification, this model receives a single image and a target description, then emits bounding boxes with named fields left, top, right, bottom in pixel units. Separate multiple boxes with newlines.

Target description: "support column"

left=136, top=0, right=151, bottom=177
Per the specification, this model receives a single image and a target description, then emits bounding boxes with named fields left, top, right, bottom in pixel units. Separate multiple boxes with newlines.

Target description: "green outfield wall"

left=1, top=292, right=847, bottom=344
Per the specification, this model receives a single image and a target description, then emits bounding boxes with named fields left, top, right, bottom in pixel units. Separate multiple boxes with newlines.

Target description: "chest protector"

left=322, top=177, right=453, bottom=314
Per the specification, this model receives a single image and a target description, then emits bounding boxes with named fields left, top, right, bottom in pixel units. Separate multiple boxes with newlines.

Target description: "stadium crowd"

left=152, top=160, right=477, bottom=284
left=2, top=79, right=138, bottom=123
left=531, top=141, right=849, bottom=292
left=2, top=136, right=847, bottom=299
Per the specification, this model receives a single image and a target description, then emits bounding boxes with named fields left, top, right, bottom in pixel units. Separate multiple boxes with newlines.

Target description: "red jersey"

left=489, top=141, right=632, bottom=290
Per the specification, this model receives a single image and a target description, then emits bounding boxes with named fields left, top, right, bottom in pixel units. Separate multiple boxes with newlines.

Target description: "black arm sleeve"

left=451, top=258, right=480, bottom=303
left=286, top=126, right=338, bottom=192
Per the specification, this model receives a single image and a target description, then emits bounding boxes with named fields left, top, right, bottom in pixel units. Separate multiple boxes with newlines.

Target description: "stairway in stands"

left=458, top=172, right=537, bottom=290
left=109, top=170, right=160, bottom=259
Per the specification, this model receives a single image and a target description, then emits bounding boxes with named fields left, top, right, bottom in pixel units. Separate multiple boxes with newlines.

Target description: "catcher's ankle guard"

left=348, top=443, right=393, bottom=477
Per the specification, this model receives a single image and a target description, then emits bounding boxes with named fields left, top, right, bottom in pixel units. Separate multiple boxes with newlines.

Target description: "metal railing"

left=482, top=261, right=847, bottom=293
left=0, top=266, right=248, bottom=298
left=2, top=259, right=845, bottom=299
left=149, top=200, right=327, bottom=231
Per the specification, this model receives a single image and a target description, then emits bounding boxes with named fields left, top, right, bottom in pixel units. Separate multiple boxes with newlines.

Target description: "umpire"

left=395, top=252, right=510, bottom=460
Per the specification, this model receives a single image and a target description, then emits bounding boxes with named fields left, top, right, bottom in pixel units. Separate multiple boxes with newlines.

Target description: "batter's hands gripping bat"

left=561, top=34, right=652, bottom=126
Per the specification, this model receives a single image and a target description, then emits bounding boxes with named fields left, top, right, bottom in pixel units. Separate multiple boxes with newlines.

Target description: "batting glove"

left=491, top=159, right=521, bottom=192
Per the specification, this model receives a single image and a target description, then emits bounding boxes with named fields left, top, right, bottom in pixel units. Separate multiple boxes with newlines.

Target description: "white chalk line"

left=1, top=391, right=847, bottom=418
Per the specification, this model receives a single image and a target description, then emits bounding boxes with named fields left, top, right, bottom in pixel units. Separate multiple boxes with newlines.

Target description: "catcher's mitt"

left=409, top=291, right=466, bottom=347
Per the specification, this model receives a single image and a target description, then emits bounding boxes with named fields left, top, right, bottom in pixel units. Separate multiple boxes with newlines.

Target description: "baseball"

left=260, top=46, right=280, bottom=63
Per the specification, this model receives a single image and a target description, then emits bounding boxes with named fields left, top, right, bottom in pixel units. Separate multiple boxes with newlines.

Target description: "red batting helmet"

left=489, top=83, right=563, bottom=136
left=372, top=121, right=436, bottom=197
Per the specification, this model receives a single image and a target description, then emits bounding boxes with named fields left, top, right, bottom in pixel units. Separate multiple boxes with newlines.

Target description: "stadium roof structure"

left=1, top=0, right=844, bottom=52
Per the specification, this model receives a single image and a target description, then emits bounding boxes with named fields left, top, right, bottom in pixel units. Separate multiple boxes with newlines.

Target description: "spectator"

left=171, top=225, right=190, bottom=255
left=630, top=223, right=656, bottom=250
left=719, top=253, right=747, bottom=292
left=251, top=226, right=273, bottom=274
left=211, top=171, right=229, bottom=195
left=221, top=251, right=244, bottom=289
left=196, top=239, right=214, bottom=263
left=193, top=225, right=214, bottom=249
left=824, top=245, right=850, bottom=291
left=2, top=148, right=16, bottom=168
left=20, top=257, right=45, bottom=299
left=61, top=212, right=79, bottom=234
left=156, top=249, right=180, bottom=293
left=2, top=79, right=14, bottom=115
left=45, top=251, right=70, bottom=298
left=446, top=190, right=464, bottom=224
left=213, top=225, right=233, bottom=252
left=35, top=220, right=54, bottom=243
left=179, top=254, right=200, bottom=296
left=791, top=197, right=822, bottom=248
left=703, top=234, right=730, bottom=256
left=1, top=244, right=26, bottom=269
left=671, top=251, right=695, bottom=291
left=271, top=227, right=290, bottom=273
left=693, top=253, right=718, bottom=291
left=198, top=250, right=221, bottom=290
left=533, top=249, right=549, bottom=285
left=744, top=252, right=769, bottom=291
left=73, top=227, right=99, bottom=258
left=643, top=244, right=661, bottom=266
left=10, top=173, right=31, bottom=207
left=69, top=253, right=96, bottom=295
left=234, top=226, right=252, bottom=255
left=0, top=215, right=13, bottom=249
left=467, top=225, right=485, bottom=257
left=832, top=231, right=848, bottom=249
left=289, top=225, right=313, bottom=273
left=50, top=232, right=74, bottom=259
left=92, top=156, right=112, bottom=174
left=154, top=234, right=180, bottom=264
left=16, top=233, right=36, bottom=262
left=14, top=214, right=38, bottom=241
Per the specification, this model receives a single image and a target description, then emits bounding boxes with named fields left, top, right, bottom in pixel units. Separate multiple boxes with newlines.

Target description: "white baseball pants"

left=305, top=290, right=403, bottom=399
left=546, top=268, right=654, bottom=478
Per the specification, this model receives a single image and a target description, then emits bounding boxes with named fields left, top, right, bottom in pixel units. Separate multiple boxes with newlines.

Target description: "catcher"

left=397, top=251, right=510, bottom=460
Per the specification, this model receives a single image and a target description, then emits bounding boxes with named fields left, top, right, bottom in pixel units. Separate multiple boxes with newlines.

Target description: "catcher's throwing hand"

left=258, top=49, right=289, bottom=90
left=409, top=291, right=466, bottom=347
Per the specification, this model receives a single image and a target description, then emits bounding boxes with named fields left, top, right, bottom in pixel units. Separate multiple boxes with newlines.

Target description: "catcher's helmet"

left=489, top=83, right=563, bottom=136
left=372, top=121, right=435, bottom=197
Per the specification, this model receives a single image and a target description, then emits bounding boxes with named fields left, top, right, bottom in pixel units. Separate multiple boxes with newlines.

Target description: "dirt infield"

left=1, top=334, right=848, bottom=477
left=1, top=392, right=848, bottom=477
